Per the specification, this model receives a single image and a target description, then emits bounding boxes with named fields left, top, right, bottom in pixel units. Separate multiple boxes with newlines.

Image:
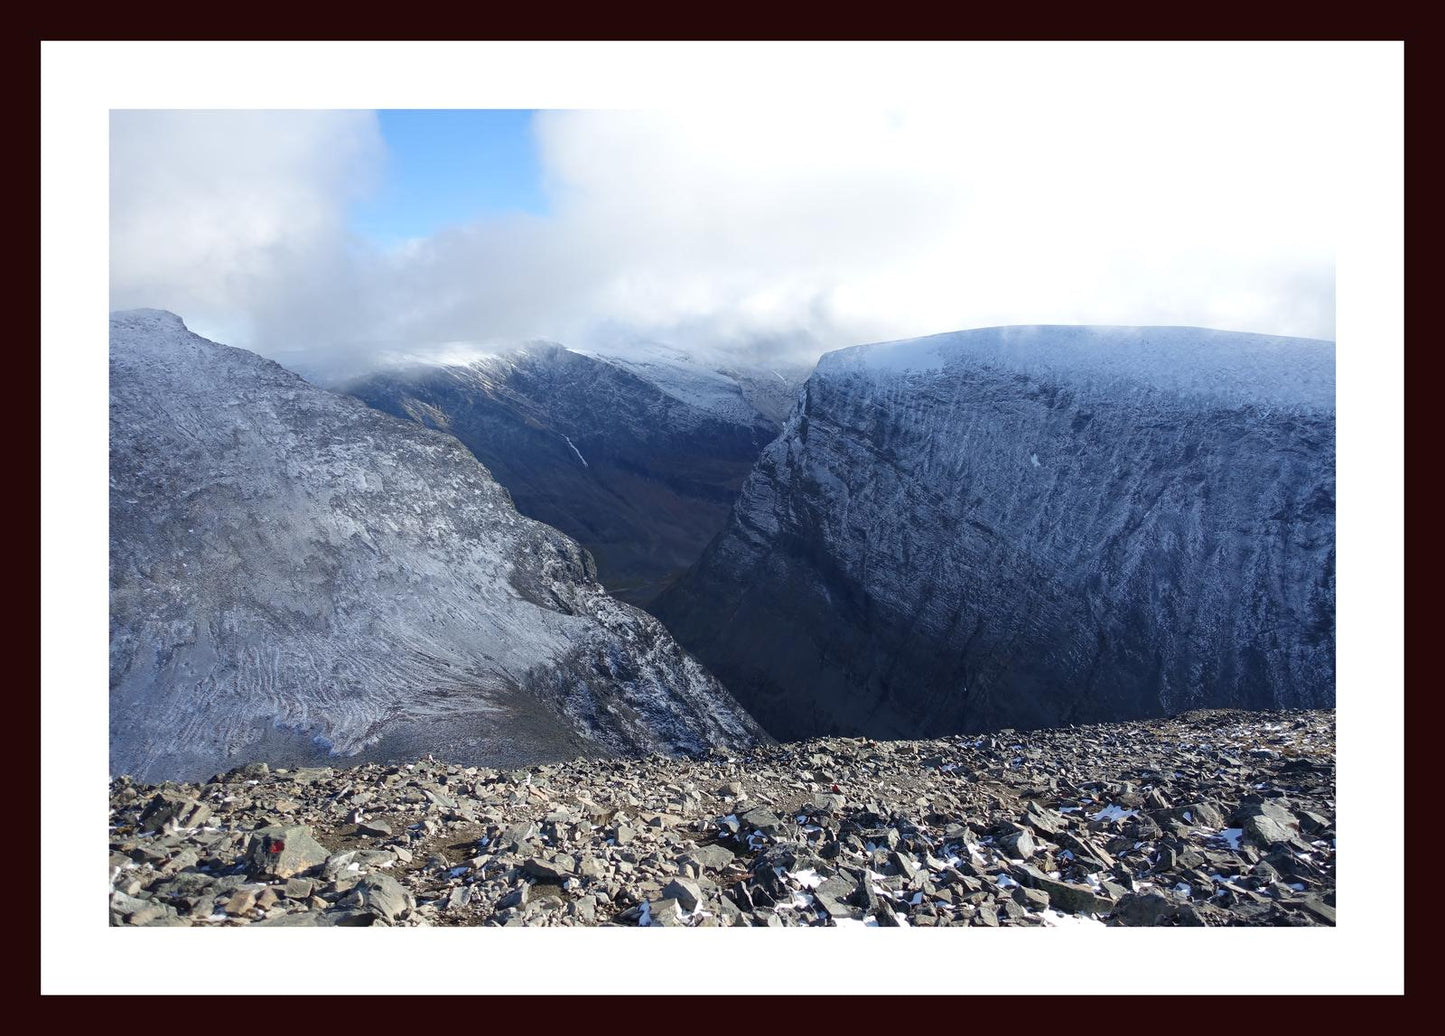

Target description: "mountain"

left=341, top=343, right=811, bottom=606
left=109, top=310, right=767, bottom=783
left=654, top=325, right=1336, bottom=741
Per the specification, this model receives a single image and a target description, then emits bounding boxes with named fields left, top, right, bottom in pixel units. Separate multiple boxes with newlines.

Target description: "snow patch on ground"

left=1090, top=804, right=1139, bottom=823
left=789, top=868, right=824, bottom=889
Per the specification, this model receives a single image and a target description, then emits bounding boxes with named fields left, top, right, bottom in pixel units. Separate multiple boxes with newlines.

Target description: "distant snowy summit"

left=580, top=338, right=812, bottom=427
left=108, top=311, right=767, bottom=782
left=657, top=325, right=1336, bottom=742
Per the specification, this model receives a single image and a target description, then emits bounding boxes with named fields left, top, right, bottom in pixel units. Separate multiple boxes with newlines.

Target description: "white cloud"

left=110, top=88, right=1338, bottom=376
left=109, top=109, right=385, bottom=349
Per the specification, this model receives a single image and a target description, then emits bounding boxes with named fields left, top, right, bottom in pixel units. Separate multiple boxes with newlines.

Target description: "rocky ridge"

left=109, top=310, right=766, bottom=782
left=108, top=708, right=1335, bottom=928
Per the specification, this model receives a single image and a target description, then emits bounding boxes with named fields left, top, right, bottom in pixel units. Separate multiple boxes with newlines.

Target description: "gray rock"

left=1009, top=864, right=1102, bottom=914
left=326, top=908, right=383, bottom=927
left=524, top=855, right=576, bottom=882
left=645, top=897, right=688, bottom=927
left=1232, top=800, right=1299, bottom=829
left=1014, top=885, right=1051, bottom=911
left=1098, top=879, right=1128, bottom=901
left=424, top=788, right=457, bottom=811
left=1294, top=897, right=1336, bottom=925
left=107, top=891, right=145, bottom=920
left=572, top=896, right=597, bottom=924
left=808, top=875, right=856, bottom=921
left=687, top=844, right=736, bottom=871
left=1111, top=891, right=1179, bottom=926
left=502, top=821, right=538, bottom=847
left=874, top=901, right=904, bottom=927
left=224, top=888, right=260, bottom=916
left=127, top=904, right=183, bottom=926
left=159, top=848, right=200, bottom=876
left=138, top=793, right=211, bottom=833
left=254, top=911, right=333, bottom=927
left=662, top=878, right=703, bottom=912
left=1242, top=814, right=1297, bottom=849
left=1055, top=830, right=1114, bottom=869
left=496, top=885, right=528, bottom=910
left=342, top=873, right=415, bottom=923
left=246, top=825, right=330, bottom=879
left=741, top=807, right=784, bottom=833
left=1179, top=802, right=1225, bottom=829
left=998, top=828, right=1037, bottom=860
left=1022, top=803, right=1065, bottom=836
left=714, top=895, right=746, bottom=927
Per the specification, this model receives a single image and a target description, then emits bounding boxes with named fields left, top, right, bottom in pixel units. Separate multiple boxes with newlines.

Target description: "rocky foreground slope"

left=342, top=343, right=810, bottom=606
left=657, top=325, right=1336, bottom=741
left=109, top=310, right=766, bottom=783
left=108, top=708, right=1335, bottom=927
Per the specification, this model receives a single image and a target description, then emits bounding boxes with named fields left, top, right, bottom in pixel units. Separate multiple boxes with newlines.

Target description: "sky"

left=111, top=79, right=1340, bottom=377
left=349, top=110, right=548, bottom=245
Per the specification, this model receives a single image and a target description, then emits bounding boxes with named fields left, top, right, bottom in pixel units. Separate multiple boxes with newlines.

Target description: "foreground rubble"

left=108, top=709, right=1335, bottom=928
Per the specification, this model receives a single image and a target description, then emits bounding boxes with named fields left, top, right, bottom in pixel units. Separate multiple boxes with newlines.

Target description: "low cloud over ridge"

left=110, top=96, right=1337, bottom=375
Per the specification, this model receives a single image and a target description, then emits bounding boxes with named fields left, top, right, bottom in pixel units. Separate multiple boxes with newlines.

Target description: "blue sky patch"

left=349, top=109, right=546, bottom=246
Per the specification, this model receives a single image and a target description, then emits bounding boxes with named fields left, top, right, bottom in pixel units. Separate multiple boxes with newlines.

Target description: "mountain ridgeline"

left=109, top=311, right=767, bottom=782
left=108, top=312, right=1336, bottom=783
left=654, top=326, right=1336, bottom=742
left=342, top=345, right=810, bottom=607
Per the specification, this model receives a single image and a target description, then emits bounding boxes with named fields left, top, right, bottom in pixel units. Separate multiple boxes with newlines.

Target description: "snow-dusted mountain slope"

left=655, top=325, right=1336, bottom=741
left=109, top=311, right=767, bottom=782
left=586, top=341, right=812, bottom=427
left=342, top=344, right=810, bottom=606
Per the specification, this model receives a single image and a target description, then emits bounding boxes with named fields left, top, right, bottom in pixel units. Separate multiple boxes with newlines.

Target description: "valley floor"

left=108, top=708, right=1335, bottom=927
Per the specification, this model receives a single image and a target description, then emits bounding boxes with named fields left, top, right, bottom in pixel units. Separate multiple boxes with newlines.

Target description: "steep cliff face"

left=654, top=325, right=1335, bottom=741
left=109, top=311, right=767, bottom=782
left=342, top=344, right=809, bottom=606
